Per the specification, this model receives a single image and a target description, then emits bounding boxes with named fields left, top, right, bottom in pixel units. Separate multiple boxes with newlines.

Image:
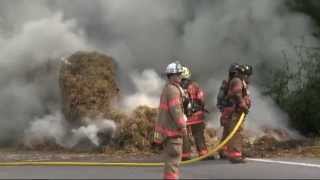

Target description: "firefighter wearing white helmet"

left=165, top=61, right=184, bottom=74
left=180, top=66, right=209, bottom=161
left=154, top=61, right=187, bottom=180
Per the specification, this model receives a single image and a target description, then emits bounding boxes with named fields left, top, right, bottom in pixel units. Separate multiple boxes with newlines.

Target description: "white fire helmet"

left=165, top=61, right=183, bottom=75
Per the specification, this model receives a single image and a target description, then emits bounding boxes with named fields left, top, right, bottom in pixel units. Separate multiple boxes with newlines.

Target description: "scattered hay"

left=109, top=106, right=158, bottom=152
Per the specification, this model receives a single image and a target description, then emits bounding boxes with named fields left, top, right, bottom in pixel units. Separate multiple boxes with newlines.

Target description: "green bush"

left=265, top=46, right=320, bottom=136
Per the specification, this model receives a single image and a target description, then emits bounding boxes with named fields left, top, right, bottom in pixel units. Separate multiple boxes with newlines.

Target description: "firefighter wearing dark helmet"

left=242, top=64, right=253, bottom=84
left=217, top=63, right=252, bottom=163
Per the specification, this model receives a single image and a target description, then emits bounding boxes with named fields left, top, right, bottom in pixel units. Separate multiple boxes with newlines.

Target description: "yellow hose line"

left=0, top=113, right=245, bottom=167
left=182, top=112, right=245, bottom=165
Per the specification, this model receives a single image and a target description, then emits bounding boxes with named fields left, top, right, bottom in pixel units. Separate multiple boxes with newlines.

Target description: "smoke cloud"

left=121, top=69, right=165, bottom=111
left=0, top=0, right=318, bottom=145
left=23, top=112, right=66, bottom=148
left=69, top=118, right=116, bottom=147
left=24, top=112, right=116, bottom=148
left=0, top=12, right=90, bottom=145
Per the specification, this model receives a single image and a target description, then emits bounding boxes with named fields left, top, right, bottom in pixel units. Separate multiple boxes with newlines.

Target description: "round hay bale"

left=59, top=51, right=119, bottom=126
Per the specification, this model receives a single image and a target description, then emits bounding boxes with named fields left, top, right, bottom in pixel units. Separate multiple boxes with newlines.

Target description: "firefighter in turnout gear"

left=154, top=61, right=187, bottom=180
left=216, top=63, right=252, bottom=163
left=180, top=66, right=208, bottom=161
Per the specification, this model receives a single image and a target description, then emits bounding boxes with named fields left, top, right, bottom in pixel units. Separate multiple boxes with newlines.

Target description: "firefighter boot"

left=181, top=152, right=192, bottom=161
left=198, top=149, right=215, bottom=160
left=219, top=146, right=229, bottom=159
left=228, top=151, right=246, bottom=164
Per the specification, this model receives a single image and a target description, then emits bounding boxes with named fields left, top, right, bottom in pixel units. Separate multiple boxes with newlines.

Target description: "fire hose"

left=0, top=113, right=245, bottom=167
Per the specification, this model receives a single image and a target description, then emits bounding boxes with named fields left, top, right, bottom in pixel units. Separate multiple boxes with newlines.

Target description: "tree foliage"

left=265, top=46, right=320, bottom=136
left=262, top=0, right=320, bottom=136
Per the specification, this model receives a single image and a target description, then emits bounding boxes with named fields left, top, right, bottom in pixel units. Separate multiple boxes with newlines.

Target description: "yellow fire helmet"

left=181, top=66, right=191, bottom=79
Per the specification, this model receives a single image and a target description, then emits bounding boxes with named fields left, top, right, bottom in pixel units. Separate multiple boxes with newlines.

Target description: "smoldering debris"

left=24, top=51, right=159, bottom=152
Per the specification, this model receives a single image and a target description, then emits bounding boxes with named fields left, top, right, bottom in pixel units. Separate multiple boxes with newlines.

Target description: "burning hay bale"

left=110, top=106, right=158, bottom=152
left=58, top=51, right=159, bottom=152
left=57, top=51, right=121, bottom=149
left=59, top=51, right=120, bottom=126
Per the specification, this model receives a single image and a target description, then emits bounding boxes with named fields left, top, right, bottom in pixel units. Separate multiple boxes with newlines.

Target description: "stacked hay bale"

left=59, top=51, right=119, bottom=126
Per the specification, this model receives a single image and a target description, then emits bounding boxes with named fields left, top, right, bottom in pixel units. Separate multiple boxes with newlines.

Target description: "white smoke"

left=248, top=86, right=289, bottom=130
left=24, top=112, right=116, bottom=148
left=0, top=13, right=91, bottom=144
left=247, top=86, right=302, bottom=139
left=121, top=69, right=165, bottom=111
left=23, top=112, right=66, bottom=148
left=178, top=0, right=317, bottom=78
left=68, top=119, right=117, bottom=147
left=0, top=0, right=318, bottom=145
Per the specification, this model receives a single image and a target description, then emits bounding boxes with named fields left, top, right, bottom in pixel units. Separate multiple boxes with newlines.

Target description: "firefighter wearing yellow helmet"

left=180, top=66, right=209, bottom=160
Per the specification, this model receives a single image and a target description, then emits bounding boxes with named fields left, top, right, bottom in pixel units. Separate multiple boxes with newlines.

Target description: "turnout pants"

left=221, top=112, right=244, bottom=158
left=182, top=123, right=208, bottom=158
left=163, top=137, right=183, bottom=180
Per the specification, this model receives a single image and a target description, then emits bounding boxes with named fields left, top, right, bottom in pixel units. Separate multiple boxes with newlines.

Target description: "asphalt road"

left=0, top=158, right=319, bottom=179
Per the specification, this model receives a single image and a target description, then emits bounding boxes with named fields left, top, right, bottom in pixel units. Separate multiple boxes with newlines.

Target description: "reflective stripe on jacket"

left=227, top=77, right=250, bottom=112
left=156, top=82, right=187, bottom=138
